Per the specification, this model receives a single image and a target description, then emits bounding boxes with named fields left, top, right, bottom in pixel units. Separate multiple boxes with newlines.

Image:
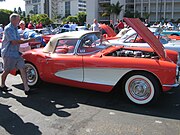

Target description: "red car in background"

left=100, top=24, right=117, bottom=39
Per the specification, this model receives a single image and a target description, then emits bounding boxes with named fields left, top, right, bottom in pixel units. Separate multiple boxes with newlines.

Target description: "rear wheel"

left=122, top=72, right=161, bottom=105
left=25, top=63, right=41, bottom=87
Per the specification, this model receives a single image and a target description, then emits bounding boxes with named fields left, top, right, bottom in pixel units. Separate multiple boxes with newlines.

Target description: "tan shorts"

left=3, top=56, right=25, bottom=71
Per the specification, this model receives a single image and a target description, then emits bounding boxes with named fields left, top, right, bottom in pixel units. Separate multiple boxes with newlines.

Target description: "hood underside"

left=123, top=18, right=166, bottom=59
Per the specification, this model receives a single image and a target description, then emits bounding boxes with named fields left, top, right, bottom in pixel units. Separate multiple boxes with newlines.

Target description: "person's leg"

left=1, top=57, right=13, bottom=88
left=16, top=57, right=36, bottom=95
left=19, top=68, right=29, bottom=91
left=1, top=70, right=9, bottom=87
left=19, top=67, right=36, bottom=95
left=16, top=57, right=30, bottom=91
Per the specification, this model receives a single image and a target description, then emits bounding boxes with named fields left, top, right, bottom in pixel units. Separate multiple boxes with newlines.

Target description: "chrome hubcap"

left=129, top=79, right=151, bottom=100
left=26, top=66, right=36, bottom=83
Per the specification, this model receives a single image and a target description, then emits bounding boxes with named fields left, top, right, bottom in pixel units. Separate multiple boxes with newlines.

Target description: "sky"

left=0, top=0, right=25, bottom=11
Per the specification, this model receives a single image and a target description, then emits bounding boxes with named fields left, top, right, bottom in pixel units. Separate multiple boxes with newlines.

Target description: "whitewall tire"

left=123, top=73, right=160, bottom=105
left=25, top=63, right=41, bottom=87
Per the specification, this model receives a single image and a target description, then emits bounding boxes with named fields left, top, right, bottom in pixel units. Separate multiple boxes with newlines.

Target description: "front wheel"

left=25, top=63, right=41, bottom=87
left=122, top=72, right=161, bottom=105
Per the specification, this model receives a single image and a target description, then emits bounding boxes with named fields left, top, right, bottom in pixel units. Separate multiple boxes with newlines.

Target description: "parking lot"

left=0, top=73, right=179, bottom=135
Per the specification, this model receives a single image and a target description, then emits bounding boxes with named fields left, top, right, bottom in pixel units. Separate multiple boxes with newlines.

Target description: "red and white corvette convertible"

left=18, top=18, right=179, bottom=105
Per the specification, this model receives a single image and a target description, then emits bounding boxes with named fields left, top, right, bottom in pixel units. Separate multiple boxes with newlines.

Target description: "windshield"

left=77, top=33, right=111, bottom=53
left=122, top=28, right=172, bottom=44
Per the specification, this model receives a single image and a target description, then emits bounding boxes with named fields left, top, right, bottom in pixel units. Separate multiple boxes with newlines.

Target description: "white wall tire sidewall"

left=125, top=75, right=155, bottom=105
left=25, top=63, right=38, bottom=86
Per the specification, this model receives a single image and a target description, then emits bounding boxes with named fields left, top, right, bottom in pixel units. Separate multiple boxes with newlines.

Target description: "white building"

left=57, top=0, right=86, bottom=18
left=86, top=0, right=125, bottom=25
left=24, top=0, right=44, bottom=14
left=126, top=0, right=180, bottom=22
left=86, top=0, right=180, bottom=25
left=24, top=0, right=86, bottom=20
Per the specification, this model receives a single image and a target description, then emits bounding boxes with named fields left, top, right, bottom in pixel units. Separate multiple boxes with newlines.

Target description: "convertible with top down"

left=12, top=18, right=179, bottom=105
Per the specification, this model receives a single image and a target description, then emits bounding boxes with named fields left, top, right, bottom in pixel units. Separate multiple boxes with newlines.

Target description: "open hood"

left=123, top=18, right=166, bottom=59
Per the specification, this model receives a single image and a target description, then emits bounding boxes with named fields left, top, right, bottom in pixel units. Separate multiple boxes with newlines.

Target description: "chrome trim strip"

left=163, top=84, right=179, bottom=87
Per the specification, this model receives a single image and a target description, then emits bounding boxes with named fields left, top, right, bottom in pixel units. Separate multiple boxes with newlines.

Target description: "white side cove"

left=55, top=68, right=83, bottom=82
left=55, top=68, right=131, bottom=86
left=83, top=68, right=131, bottom=86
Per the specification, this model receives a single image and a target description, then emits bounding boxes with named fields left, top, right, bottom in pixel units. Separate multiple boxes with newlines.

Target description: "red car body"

left=15, top=18, right=179, bottom=105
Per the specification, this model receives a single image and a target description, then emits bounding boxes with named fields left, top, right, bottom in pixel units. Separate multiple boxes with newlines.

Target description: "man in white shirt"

left=91, top=19, right=100, bottom=31
left=18, top=20, right=31, bottom=52
left=18, top=20, right=30, bottom=36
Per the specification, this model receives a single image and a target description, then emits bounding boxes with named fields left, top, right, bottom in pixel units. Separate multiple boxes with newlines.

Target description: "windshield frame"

left=76, top=33, right=112, bottom=55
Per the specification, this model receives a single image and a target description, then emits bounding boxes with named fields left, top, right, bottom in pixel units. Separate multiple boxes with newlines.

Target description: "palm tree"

left=101, top=1, right=123, bottom=22
left=100, top=3, right=111, bottom=17
left=110, top=1, right=123, bottom=21
left=29, top=10, right=34, bottom=15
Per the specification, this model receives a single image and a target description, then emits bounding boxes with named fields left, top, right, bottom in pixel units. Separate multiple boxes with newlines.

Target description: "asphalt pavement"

left=0, top=72, right=179, bottom=135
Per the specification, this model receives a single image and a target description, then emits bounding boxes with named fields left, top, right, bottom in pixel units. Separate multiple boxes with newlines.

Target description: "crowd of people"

left=89, top=18, right=125, bottom=34
left=151, top=21, right=180, bottom=30
left=88, top=18, right=180, bottom=37
left=63, top=22, right=77, bottom=31
left=27, top=21, right=43, bottom=29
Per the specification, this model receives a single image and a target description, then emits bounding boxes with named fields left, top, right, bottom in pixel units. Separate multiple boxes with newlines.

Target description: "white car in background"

left=76, top=26, right=89, bottom=31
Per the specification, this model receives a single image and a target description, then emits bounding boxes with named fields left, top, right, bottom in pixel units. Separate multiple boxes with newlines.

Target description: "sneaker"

left=0, top=86, right=12, bottom=92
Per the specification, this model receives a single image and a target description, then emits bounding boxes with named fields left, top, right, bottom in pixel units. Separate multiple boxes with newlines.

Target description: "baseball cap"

left=19, top=20, right=25, bottom=25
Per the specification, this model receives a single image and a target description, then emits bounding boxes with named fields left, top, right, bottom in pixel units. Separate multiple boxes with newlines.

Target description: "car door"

left=44, top=39, right=84, bottom=86
left=77, top=33, right=117, bottom=92
left=81, top=54, right=127, bottom=92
